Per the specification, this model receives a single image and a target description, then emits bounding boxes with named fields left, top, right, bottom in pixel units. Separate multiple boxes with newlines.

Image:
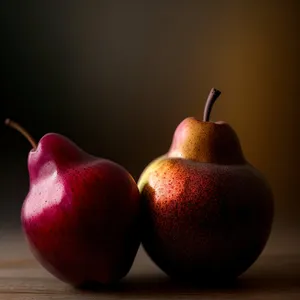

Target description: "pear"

left=5, top=119, right=140, bottom=287
left=138, top=88, right=274, bottom=282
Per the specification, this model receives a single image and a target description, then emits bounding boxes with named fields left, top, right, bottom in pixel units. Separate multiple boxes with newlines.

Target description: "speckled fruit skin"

left=21, top=133, right=140, bottom=287
left=138, top=118, right=274, bottom=282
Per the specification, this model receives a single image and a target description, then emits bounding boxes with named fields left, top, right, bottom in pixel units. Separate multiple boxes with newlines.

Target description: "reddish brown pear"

left=138, top=88, right=274, bottom=282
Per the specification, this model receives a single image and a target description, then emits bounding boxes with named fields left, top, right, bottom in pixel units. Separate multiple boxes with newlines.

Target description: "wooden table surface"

left=0, top=228, right=299, bottom=300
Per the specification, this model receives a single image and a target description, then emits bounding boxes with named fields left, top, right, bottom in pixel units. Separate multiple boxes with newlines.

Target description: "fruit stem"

left=5, top=119, right=37, bottom=149
left=203, top=88, right=221, bottom=122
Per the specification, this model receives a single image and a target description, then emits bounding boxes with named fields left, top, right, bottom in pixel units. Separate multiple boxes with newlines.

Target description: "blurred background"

left=0, top=1, right=299, bottom=232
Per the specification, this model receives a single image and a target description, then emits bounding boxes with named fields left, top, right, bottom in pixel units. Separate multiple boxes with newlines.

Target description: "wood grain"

left=0, top=228, right=299, bottom=299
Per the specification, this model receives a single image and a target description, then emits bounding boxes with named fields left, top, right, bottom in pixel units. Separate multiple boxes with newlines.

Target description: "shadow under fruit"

left=138, top=88, right=274, bottom=282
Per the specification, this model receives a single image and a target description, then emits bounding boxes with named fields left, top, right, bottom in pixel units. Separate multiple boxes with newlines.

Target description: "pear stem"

left=5, top=119, right=37, bottom=149
left=203, top=88, right=221, bottom=122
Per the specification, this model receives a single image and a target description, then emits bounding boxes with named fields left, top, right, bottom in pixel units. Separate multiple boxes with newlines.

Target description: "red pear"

left=138, top=89, right=274, bottom=282
left=6, top=119, right=140, bottom=287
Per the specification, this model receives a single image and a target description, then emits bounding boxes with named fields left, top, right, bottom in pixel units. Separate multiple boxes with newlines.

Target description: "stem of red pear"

left=5, top=119, right=37, bottom=149
left=203, top=88, right=221, bottom=122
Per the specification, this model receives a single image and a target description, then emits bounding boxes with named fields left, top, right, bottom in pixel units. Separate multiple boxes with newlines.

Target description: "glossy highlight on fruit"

left=138, top=89, right=274, bottom=282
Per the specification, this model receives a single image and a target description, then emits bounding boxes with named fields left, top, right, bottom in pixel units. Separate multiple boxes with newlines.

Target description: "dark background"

left=0, top=1, right=299, bottom=233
